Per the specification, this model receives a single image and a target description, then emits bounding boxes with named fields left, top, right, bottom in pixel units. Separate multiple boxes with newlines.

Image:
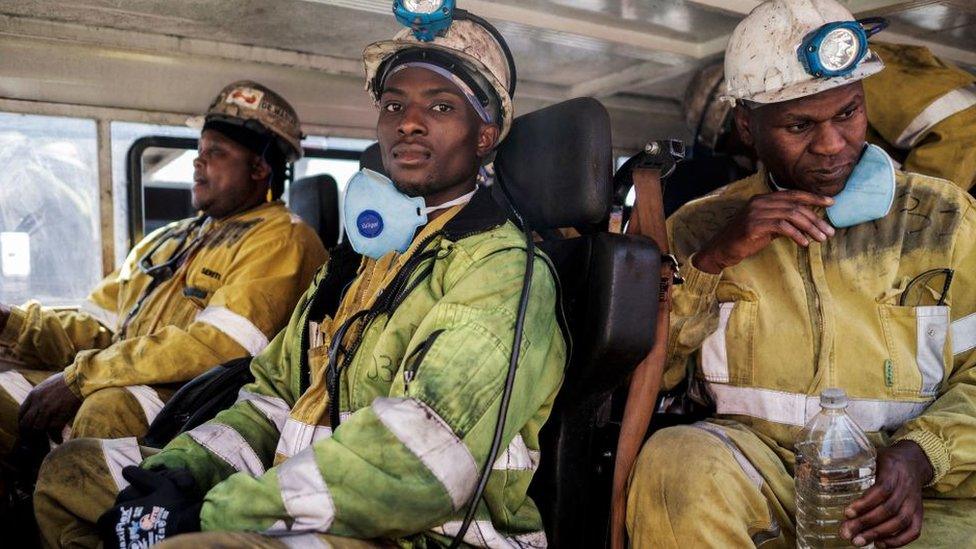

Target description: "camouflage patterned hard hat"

left=198, top=81, right=304, bottom=162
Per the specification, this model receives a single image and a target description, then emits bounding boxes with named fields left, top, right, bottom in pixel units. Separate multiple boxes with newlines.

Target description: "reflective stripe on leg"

left=691, top=422, right=782, bottom=545
left=100, top=437, right=142, bottom=492
left=0, top=370, right=32, bottom=404
left=124, top=385, right=166, bottom=425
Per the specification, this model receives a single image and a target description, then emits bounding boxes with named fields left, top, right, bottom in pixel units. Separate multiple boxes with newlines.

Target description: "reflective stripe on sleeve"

left=187, top=423, right=266, bottom=475
left=492, top=433, right=540, bottom=472
left=235, top=389, right=290, bottom=432
left=432, top=520, right=548, bottom=548
left=707, top=384, right=931, bottom=431
left=952, top=312, right=976, bottom=356
left=275, top=418, right=334, bottom=459
left=278, top=534, right=331, bottom=548
left=0, top=370, right=32, bottom=405
left=100, top=437, right=142, bottom=492
left=372, top=397, right=478, bottom=510
left=124, top=385, right=166, bottom=425
left=196, top=306, right=270, bottom=356
left=274, top=446, right=336, bottom=532
left=701, top=302, right=735, bottom=383
left=80, top=299, right=118, bottom=332
left=895, top=84, right=976, bottom=149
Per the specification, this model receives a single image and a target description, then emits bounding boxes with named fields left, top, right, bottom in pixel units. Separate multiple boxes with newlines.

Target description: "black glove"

left=97, top=466, right=202, bottom=549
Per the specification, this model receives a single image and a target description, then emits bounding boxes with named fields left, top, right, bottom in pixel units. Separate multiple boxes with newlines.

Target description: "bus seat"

left=288, top=174, right=340, bottom=249
left=359, top=142, right=384, bottom=173
left=493, top=98, right=660, bottom=547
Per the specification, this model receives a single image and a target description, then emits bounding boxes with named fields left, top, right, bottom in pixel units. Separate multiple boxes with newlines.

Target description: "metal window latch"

left=662, top=253, right=684, bottom=285
left=636, top=139, right=686, bottom=179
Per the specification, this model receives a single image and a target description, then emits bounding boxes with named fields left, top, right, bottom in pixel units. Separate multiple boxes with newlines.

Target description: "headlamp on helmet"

left=393, top=0, right=456, bottom=42
left=800, top=17, right=887, bottom=78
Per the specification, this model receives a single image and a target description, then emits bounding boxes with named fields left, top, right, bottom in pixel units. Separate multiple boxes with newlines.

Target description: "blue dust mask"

left=826, top=143, right=896, bottom=228
left=343, top=169, right=476, bottom=259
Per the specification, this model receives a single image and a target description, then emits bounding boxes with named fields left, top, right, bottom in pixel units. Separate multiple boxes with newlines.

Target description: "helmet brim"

left=724, top=52, right=885, bottom=106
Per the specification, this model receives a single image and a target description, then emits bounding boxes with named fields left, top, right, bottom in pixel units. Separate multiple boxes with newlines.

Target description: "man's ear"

left=251, top=156, right=272, bottom=183
left=732, top=105, right=755, bottom=149
left=476, top=123, right=501, bottom=159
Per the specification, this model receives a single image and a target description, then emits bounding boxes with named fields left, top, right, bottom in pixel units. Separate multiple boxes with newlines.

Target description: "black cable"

left=450, top=178, right=534, bottom=548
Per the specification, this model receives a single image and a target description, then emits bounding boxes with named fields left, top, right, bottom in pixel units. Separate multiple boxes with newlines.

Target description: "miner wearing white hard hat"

left=626, top=0, right=976, bottom=547
left=34, top=6, right=566, bottom=548
left=0, top=80, right=326, bottom=496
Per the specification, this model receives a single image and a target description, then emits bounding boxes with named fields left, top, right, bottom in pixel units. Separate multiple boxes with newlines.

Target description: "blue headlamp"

left=800, top=17, right=887, bottom=78
left=393, top=0, right=456, bottom=42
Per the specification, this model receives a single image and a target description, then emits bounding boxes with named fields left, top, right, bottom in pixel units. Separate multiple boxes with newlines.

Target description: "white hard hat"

left=723, top=0, right=885, bottom=105
left=363, top=19, right=515, bottom=141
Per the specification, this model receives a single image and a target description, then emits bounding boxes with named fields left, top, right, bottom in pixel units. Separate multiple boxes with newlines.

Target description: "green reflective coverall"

left=36, top=188, right=567, bottom=548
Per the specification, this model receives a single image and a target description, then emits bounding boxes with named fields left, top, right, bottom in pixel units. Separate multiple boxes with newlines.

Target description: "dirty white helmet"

left=363, top=17, right=515, bottom=141
left=192, top=80, right=304, bottom=161
left=684, top=62, right=732, bottom=151
left=723, top=0, right=885, bottom=105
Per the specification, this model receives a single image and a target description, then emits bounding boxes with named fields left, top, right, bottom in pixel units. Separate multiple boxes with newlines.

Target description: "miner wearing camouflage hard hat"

left=0, top=80, right=326, bottom=508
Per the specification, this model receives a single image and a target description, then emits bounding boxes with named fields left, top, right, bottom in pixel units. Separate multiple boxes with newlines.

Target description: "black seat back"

left=493, top=98, right=660, bottom=547
left=289, top=174, right=340, bottom=249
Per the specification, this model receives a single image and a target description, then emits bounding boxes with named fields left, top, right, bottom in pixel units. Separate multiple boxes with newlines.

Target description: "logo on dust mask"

left=357, top=210, right=384, bottom=238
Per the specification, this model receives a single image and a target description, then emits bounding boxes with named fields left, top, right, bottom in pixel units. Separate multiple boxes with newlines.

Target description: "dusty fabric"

left=0, top=201, right=326, bottom=463
left=34, top=437, right=158, bottom=549
left=629, top=164, right=976, bottom=543
left=628, top=422, right=976, bottom=547
left=865, top=42, right=976, bottom=190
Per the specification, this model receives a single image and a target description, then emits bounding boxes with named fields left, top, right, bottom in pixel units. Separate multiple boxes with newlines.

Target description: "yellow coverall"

left=865, top=42, right=976, bottom=191
left=627, top=168, right=976, bottom=547
left=0, top=201, right=326, bottom=458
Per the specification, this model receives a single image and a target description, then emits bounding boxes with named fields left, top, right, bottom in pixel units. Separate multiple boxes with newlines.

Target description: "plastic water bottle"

left=795, top=388, right=877, bottom=548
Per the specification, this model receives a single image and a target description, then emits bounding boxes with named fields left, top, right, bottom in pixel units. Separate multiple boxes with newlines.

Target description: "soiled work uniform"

left=0, top=201, right=326, bottom=458
left=628, top=167, right=976, bottom=547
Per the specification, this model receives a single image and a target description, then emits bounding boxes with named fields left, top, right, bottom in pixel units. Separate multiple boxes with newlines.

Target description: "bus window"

left=0, top=113, right=101, bottom=307
left=295, top=136, right=373, bottom=192
left=125, top=136, right=198, bottom=247
left=111, top=122, right=198, bottom=267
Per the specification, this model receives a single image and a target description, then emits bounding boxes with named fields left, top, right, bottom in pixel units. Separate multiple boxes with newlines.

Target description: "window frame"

left=125, top=135, right=364, bottom=244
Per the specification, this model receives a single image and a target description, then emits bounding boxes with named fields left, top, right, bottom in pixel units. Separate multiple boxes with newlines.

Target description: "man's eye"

left=432, top=103, right=453, bottom=113
left=837, top=108, right=857, bottom=120
left=383, top=102, right=402, bottom=113
left=787, top=122, right=811, bottom=133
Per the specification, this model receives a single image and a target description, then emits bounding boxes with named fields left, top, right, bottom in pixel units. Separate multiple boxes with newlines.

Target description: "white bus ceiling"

left=0, top=0, right=974, bottom=289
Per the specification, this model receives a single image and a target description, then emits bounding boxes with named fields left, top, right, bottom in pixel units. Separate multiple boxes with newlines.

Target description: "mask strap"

left=422, top=187, right=478, bottom=215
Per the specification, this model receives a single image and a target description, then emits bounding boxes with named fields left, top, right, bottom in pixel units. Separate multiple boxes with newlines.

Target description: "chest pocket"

left=879, top=304, right=949, bottom=398
left=183, top=259, right=225, bottom=310
left=700, top=295, right=758, bottom=385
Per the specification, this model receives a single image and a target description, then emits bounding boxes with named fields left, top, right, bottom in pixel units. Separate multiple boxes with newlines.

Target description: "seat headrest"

left=494, top=98, right=612, bottom=231
left=357, top=97, right=612, bottom=231
left=288, top=174, right=340, bottom=249
left=360, top=142, right=384, bottom=173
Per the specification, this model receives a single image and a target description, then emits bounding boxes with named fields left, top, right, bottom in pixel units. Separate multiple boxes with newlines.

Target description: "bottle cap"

left=821, top=388, right=848, bottom=409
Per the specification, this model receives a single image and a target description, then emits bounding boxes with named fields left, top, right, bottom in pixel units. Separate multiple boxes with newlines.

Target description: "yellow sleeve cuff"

left=61, top=364, right=84, bottom=399
left=681, top=254, right=722, bottom=295
left=0, top=306, right=27, bottom=347
left=894, top=429, right=951, bottom=487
